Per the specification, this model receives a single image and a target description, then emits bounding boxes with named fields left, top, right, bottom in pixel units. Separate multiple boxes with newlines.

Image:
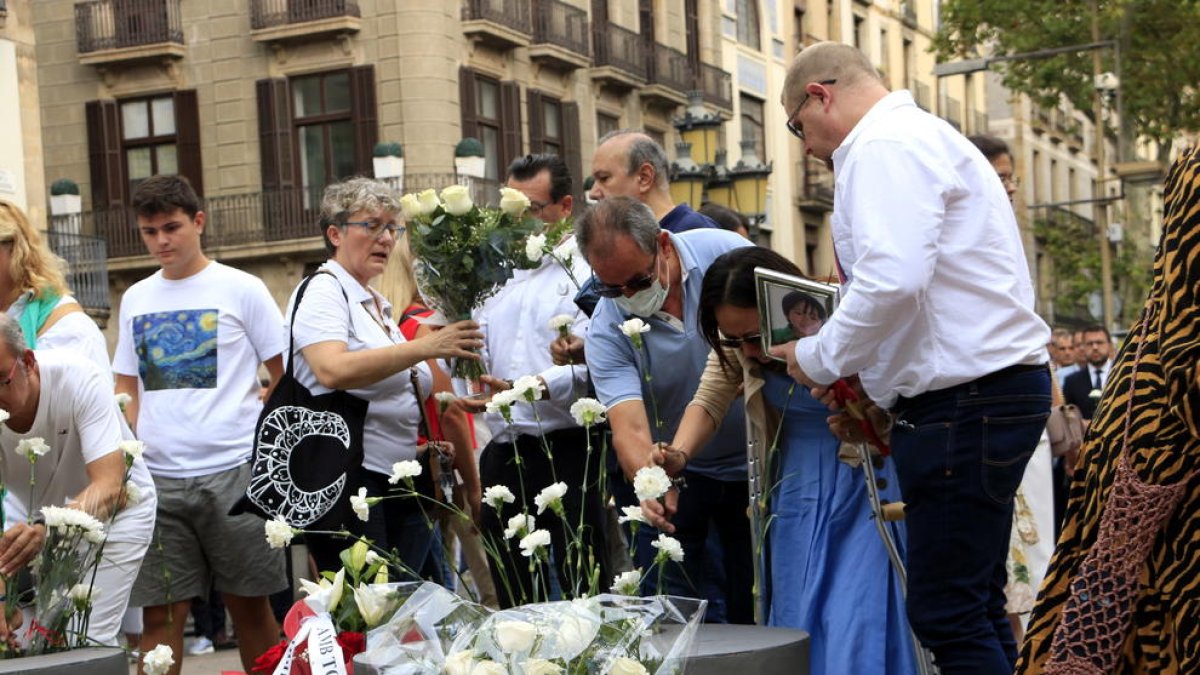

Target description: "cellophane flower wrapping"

left=356, top=582, right=490, bottom=674
left=358, top=591, right=705, bottom=674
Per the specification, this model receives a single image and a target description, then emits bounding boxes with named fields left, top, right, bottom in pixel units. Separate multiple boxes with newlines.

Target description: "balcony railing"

left=697, top=62, right=733, bottom=112
left=82, top=176, right=504, bottom=260
left=645, top=43, right=692, bottom=95
left=911, top=80, right=930, bottom=111
left=592, top=23, right=646, bottom=81
left=250, top=0, right=360, bottom=30
left=75, top=0, right=183, bottom=55
left=46, top=230, right=111, bottom=313
left=531, top=0, right=589, bottom=58
left=462, top=0, right=533, bottom=36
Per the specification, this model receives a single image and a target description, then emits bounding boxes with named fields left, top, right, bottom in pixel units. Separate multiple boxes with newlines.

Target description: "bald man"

left=589, top=129, right=714, bottom=233
left=768, top=42, right=1050, bottom=674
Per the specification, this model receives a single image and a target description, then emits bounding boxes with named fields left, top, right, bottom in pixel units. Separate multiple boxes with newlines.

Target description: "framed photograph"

left=754, top=267, right=838, bottom=361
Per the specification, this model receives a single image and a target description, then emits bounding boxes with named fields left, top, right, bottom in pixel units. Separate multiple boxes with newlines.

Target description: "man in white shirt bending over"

left=114, top=175, right=287, bottom=675
left=771, top=42, right=1051, bottom=675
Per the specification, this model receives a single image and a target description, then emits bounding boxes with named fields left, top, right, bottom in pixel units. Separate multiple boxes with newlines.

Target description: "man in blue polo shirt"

left=577, top=196, right=753, bottom=622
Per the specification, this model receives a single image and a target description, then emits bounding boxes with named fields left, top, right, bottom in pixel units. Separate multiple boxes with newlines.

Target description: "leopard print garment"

left=1017, top=146, right=1200, bottom=673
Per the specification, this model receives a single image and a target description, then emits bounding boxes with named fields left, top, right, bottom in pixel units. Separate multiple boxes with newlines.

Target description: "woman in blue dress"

left=653, top=247, right=917, bottom=675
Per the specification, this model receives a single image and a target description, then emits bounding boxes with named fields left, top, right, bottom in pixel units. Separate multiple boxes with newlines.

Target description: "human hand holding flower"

left=0, top=521, right=46, bottom=575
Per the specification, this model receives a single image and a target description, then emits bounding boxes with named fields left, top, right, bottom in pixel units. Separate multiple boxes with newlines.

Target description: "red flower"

left=252, top=638, right=289, bottom=674
left=337, top=631, right=365, bottom=658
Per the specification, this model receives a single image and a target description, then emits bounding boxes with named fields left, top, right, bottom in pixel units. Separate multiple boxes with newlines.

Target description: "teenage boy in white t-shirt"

left=114, top=175, right=286, bottom=675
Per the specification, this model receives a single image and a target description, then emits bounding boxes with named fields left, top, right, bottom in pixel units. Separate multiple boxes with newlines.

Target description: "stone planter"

left=373, top=155, right=404, bottom=181
left=0, top=647, right=127, bottom=674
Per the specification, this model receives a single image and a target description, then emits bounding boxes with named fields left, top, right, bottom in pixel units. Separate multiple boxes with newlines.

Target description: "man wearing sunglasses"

left=769, top=43, right=1050, bottom=674
left=578, top=196, right=753, bottom=623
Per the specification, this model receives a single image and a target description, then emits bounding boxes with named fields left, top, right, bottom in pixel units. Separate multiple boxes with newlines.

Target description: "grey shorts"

left=130, top=462, right=287, bottom=607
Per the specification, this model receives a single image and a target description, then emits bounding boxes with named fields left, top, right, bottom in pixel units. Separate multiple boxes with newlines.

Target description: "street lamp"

left=730, top=140, right=771, bottom=231
left=676, top=91, right=723, bottom=166
left=669, top=141, right=708, bottom=209
left=933, top=36, right=1121, bottom=331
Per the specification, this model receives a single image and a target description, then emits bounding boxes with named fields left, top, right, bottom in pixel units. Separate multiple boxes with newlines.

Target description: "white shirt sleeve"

left=242, top=278, right=287, bottom=362
left=796, top=138, right=955, bottom=384
left=73, top=361, right=127, bottom=465
left=112, top=291, right=138, bottom=377
left=291, top=274, right=352, bottom=352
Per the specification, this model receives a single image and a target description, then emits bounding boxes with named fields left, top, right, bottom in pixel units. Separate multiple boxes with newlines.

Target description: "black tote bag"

left=232, top=271, right=369, bottom=530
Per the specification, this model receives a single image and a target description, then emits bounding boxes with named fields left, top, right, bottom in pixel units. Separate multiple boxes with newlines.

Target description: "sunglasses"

left=717, top=333, right=763, bottom=348
left=785, top=79, right=837, bottom=141
left=592, top=252, right=660, bottom=298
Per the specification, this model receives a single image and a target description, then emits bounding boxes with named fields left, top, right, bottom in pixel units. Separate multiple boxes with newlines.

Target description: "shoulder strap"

left=286, top=269, right=348, bottom=377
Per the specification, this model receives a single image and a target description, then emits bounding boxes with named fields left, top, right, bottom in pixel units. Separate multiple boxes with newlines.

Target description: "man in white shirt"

left=0, top=317, right=156, bottom=647
left=114, top=175, right=286, bottom=675
left=771, top=43, right=1051, bottom=674
left=467, top=154, right=610, bottom=606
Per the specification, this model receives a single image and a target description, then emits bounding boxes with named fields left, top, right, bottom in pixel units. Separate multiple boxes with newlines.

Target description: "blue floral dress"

left=762, top=369, right=918, bottom=675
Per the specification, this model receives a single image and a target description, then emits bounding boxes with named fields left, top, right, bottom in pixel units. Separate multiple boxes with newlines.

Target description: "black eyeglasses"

left=592, top=252, right=659, bottom=298
left=343, top=219, right=404, bottom=239
left=785, top=79, right=837, bottom=140
left=717, top=333, right=763, bottom=348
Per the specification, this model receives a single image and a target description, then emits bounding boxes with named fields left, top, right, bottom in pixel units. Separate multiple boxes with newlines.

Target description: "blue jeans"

left=890, top=366, right=1050, bottom=675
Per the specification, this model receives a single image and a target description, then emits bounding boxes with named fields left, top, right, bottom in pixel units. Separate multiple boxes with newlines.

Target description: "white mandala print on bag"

left=247, top=406, right=352, bottom=527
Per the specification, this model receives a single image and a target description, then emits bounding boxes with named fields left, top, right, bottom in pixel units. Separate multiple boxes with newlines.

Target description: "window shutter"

left=256, top=77, right=295, bottom=191
left=85, top=99, right=123, bottom=207
left=562, top=102, right=583, bottom=199
left=173, top=89, right=204, bottom=197
left=526, top=89, right=544, bottom=154
left=499, top=80, right=523, bottom=175
left=459, top=66, right=478, bottom=142
left=349, top=65, right=378, bottom=177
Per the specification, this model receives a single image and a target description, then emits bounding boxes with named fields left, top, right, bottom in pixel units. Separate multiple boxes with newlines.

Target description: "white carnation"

left=619, top=318, right=650, bottom=339
left=41, top=505, right=105, bottom=539
left=525, top=233, right=548, bottom=262
left=511, top=375, right=545, bottom=402
left=16, top=437, right=50, bottom=462
left=0, top=409, right=9, bottom=424
left=547, top=314, right=575, bottom=333
left=142, top=644, right=175, bottom=675
left=611, top=569, right=642, bottom=595
left=483, top=485, right=516, bottom=510
left=519, top=529, right=552, bottom=557
left=124, top=481, right=143, bottom=506
left=69, top=583, right=100, bottom=606
left=633, top=465, right=671, bottom=502
left=651, top=533, right=684, bottom=563
left=388, top=460, right=423, bottom=484
left=533, top=481, right=568, bottom=515
left=569, top=398, right=607, bottom=427
left=264, top=516, right=295, bottom=549
left=504, top=513, right=535, bottom=539
left=350, top=487, right=372, bottom=522
left=617, top=506, right=646, bottom=524
left=119, top=439, right=145, bottom=461
left=114, top=392, right=132, bottom=411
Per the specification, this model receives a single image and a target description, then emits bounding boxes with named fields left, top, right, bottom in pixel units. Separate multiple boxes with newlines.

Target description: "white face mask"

left=614, top=257, right=669, bottom=317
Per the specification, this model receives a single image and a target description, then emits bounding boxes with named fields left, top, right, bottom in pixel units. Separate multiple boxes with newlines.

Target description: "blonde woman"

left=0, top=200, right=108, bottom=371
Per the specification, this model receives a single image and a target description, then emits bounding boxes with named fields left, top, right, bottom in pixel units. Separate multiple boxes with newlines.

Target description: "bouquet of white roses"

left=402, top=185, right=543, bottom=382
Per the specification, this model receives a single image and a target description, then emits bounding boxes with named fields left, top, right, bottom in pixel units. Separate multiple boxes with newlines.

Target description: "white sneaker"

left=187, top=636, right=215, bottom=655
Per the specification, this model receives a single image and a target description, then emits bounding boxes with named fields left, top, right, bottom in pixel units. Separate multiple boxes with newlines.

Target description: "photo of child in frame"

left=755, top=268, right=838, bottom=360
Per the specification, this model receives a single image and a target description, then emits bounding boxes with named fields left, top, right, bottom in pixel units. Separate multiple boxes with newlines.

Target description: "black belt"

left=892, top=363, right=1048, bottom=414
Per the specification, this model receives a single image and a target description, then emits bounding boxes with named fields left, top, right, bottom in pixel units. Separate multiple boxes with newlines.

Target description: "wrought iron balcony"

left=697, top=62, right=733, bottom=113
left=75, top=0, right=184, bottom=65
left=250, top=0, right=361, bottom=42
left=591, top=22, right=646, bottom=90
left=798, top=156, right=834, bottom=213
left=530, top=0, right=590, bottom=71
left=45, top=229, right=111, bottom=315
left=462, top=0, right=532, bottom=50
left=85, top=176, right=504, bottom=261
left=642, top=43, right=691, bottom=108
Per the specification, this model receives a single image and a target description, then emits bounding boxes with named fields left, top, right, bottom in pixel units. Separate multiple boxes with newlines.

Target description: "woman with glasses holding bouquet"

left=287, top=177, right=484, bottom=577
left=649, top=246, right=918, bottom=675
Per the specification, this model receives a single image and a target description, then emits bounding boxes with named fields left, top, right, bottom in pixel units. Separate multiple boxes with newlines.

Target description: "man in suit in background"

left=1063, top=325, right=1114, bottom=420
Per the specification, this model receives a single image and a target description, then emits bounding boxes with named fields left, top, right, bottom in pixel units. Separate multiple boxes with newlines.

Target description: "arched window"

left=736, top=0, right=761, bottom=51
